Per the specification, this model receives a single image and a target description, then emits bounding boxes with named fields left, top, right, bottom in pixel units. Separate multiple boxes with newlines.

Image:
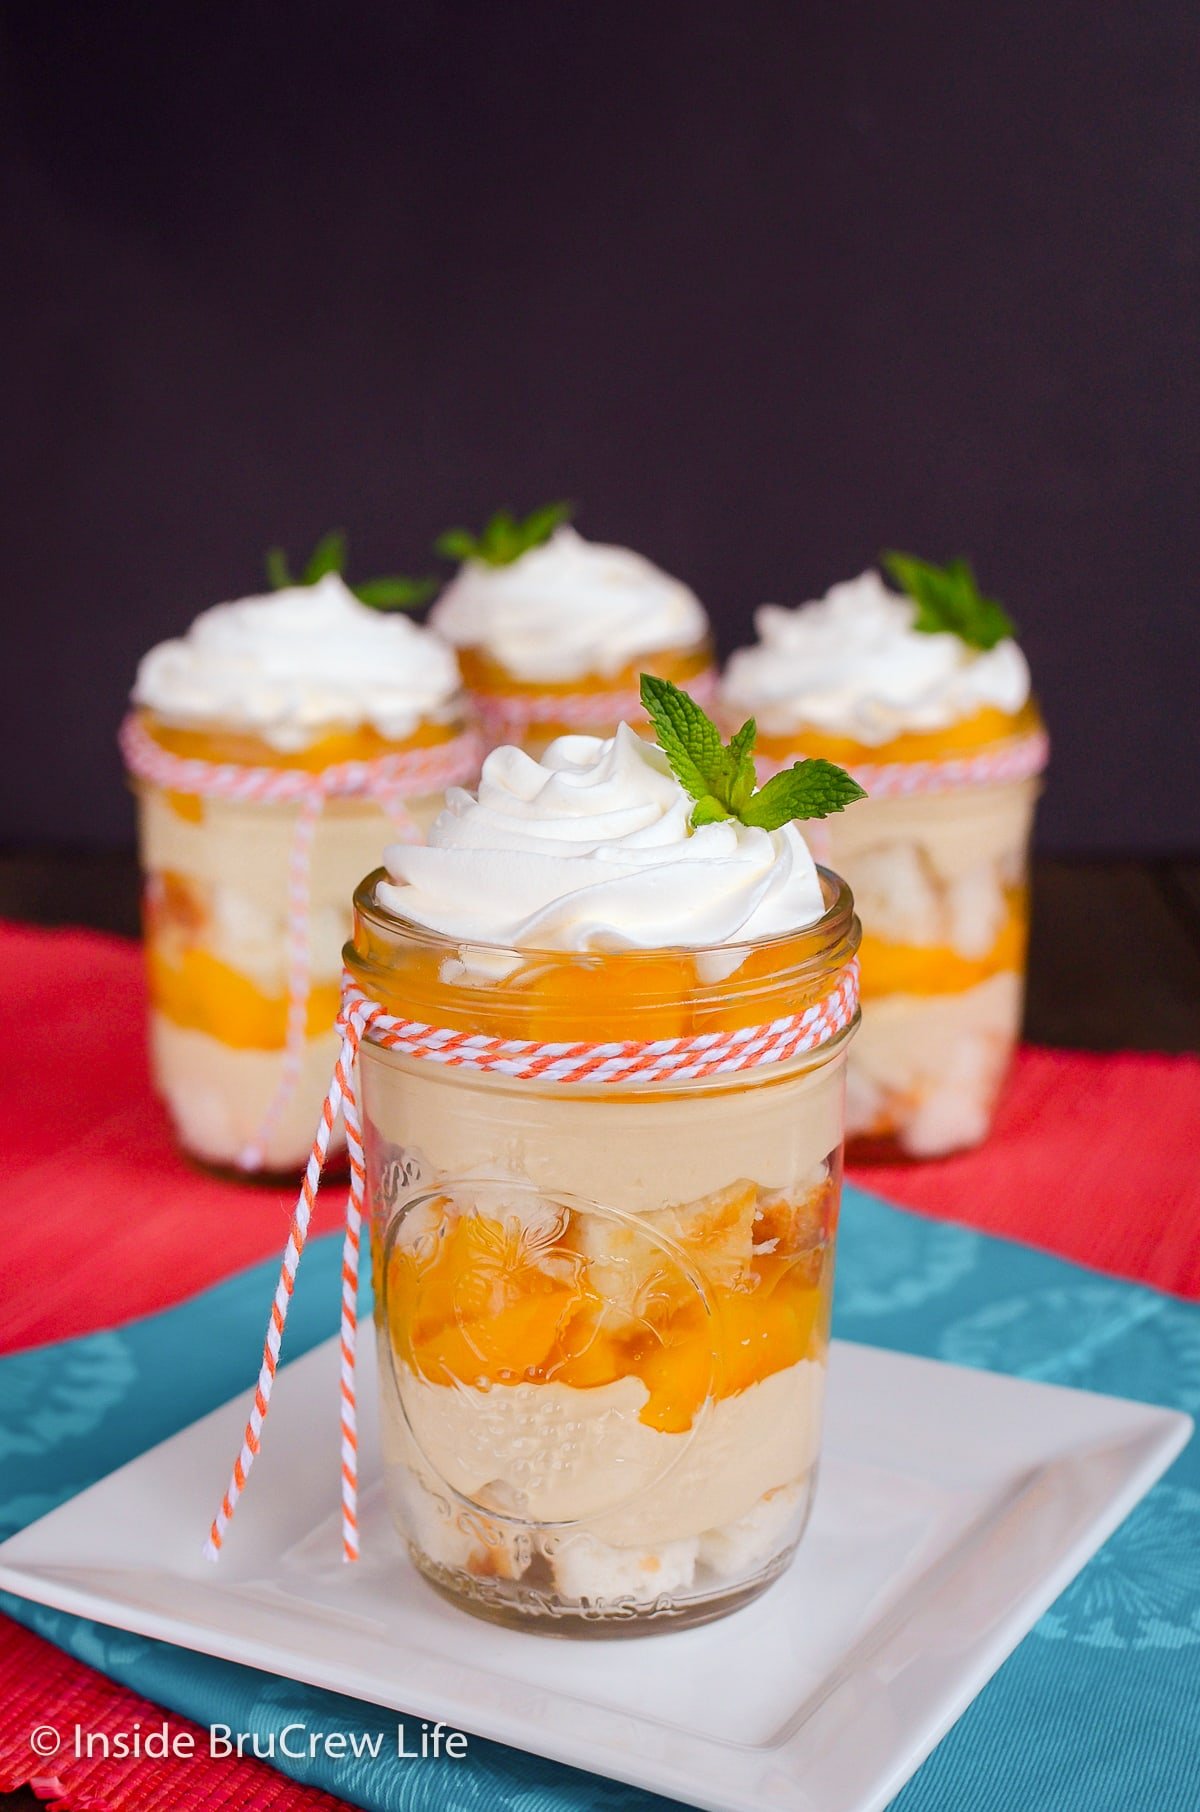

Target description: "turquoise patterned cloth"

left=2, top=1183, right=1197, bottom=1811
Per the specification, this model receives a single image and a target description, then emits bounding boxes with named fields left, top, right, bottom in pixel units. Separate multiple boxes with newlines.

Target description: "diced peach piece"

left=713, top=1279, right=823, bottom=1396
left=512, top=956, right=694, bottom=1042
left=166, top=791, right=205, bottom=823
left=414, top=1288, right=579, bottom=1386
left=754, top=699, right=1041, bottom=769
left=457, top=640, right=713, bottom=746
left=141, top=711, right=459, bottom=773
left=632, top=1303, right=714, bottom=1433
left=146, top=943, right=340, bottom=1049
left=857, top=895, right=1027, bottom=1001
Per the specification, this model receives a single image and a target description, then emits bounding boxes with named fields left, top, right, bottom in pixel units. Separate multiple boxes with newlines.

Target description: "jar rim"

left=348, top=862, right=859, bottom=972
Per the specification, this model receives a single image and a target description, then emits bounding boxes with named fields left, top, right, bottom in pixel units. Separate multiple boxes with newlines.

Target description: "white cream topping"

left=428, top=525, right=709, bottom=683
left=721, top=570, right=1032, bottom=746
left=377, top=722, right=826, bottom=950
left=133, top=574, right=462, bottom=750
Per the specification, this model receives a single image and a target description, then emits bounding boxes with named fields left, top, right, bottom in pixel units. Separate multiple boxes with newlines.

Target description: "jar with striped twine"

left=203, top=957, right=860, bottom=1564
left=472, top=664, right=718, bottom=750
left=119, top=713, right=482, bottom=1171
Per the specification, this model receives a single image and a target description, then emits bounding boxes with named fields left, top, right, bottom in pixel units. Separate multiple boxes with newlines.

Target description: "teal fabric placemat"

left=2, top=1183, right=1197, bottom=1811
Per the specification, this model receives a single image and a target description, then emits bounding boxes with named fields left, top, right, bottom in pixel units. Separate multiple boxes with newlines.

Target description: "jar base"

left=846, top=1127, right=989, bottom=1164
left=407, top=1541, right=798, bottom=1638
left=175, top=1145, right=351, bottom=1188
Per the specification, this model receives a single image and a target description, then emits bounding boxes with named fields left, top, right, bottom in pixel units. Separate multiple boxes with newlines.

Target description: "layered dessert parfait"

left=345, top=679, right=863, bottom=1630
left=721, top=556, right=1047, bottom=1159
left=125, top=563, right=475, bottom=1174
left=429, top=504, right=714, bottom=753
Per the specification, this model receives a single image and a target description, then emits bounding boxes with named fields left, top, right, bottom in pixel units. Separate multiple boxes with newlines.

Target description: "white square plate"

left=0, top=1338, right=1189, bottom=1812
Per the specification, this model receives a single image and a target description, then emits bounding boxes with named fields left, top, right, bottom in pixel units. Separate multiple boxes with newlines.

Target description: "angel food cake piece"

left=429, top=505, right=713, bottom=753
left=127, top=544, right=474, bottom=1173
left=347, top=679, right=863, bottom=1630
left=721, top=556, right=1046, bottom=1158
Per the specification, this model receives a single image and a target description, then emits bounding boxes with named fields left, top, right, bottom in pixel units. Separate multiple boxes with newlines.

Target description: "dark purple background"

left=3, top=1, right=1196, bottom=851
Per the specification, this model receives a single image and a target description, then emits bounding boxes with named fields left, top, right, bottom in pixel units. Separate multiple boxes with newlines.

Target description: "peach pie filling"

left=379, top=1173, right=834, bottom=1438
left=457, top=640, right=713, bottom=747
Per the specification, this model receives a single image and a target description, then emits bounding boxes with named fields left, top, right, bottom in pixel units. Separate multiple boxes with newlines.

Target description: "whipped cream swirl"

left=721, top=570, right=1032, bottom=746
left=428, top=526, right=709, bottom=684
left=133, top=574, right=462, bottom=751
left=377, top=723, right=826, bottom=955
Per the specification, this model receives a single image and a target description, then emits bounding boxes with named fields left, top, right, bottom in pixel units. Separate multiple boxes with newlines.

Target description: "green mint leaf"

left=639, top=674, right=865, bottom=835
left=484, top=510, right=518, bottom=563
left=740, top=760, right=868, bottom=830
left=434, top=527, right=480, bottom=562
left=265, top=546, right=292, bottom=590
left=265, top=533, right=433, bottom=610
left=352, top=574, right=438, bottom=611
left=722, top=717, right=758, bottom=816
left=302, top=530, right=347, bottom=584
left=518, top=499, right=573, bottom=548
left=435, top=501, right=575, bottom=568
left=639, top=673, right=727, bottom=803
left=690, top=795, right=732, bottom=827
left=883, top=550, right=1015, bottom=651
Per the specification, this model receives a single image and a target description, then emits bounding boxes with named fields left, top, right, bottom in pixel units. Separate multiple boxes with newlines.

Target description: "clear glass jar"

left=756, top=703, right=1044, bottom=1159
left=458, top=636, right=715, bottom=757
left=130, top=710, right=472, bottom=1174
left=345, top=870, right=860, bottom=1634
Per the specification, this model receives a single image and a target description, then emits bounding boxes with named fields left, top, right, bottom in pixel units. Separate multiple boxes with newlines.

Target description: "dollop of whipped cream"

left=428, top=525, right=708, bottom=684
left=133, top=574, right=462, bottom=750
left=377, top=722, right=825, bottom=956
left=722, top=570, right=1032, bottom=745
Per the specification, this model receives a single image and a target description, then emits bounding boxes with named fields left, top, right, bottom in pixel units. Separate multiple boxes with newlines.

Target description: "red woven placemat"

left=856, top=1043, right=1200, bottom=1298
left=3, top=918, right=1197, bottom=1811
left=0, top=1618, right=345, bottom=1811
left=6, top=919, right=1197, bottom=1357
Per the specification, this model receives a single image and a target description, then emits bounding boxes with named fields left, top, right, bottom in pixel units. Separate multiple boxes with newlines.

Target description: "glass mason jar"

left=345, top=869, right=860, bottom=1634
left=458, top=636, right=716, bottom=757
left=756, top=702, right=1045, bottom=1160
left=128, top=709, right=473, bottom=1175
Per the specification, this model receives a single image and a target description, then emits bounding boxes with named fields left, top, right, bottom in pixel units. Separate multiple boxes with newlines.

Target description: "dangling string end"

left=202, top=1003, right=372, bottom=1562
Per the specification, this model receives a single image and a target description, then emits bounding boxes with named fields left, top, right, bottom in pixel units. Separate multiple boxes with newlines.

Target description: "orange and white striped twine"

left=205, top=955, right=859, bottom=1563
left=473, top=664, right=718, bottom=749
left=755, top=726, right=1050, bottom=798
left=119, top=713, right=482, bottom=1171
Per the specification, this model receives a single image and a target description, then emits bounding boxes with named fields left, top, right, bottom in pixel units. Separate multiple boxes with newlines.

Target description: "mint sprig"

left=434, top=501, right=573, bottom=567
left=882, top=551, right=1015, bottom=651
left=265, top=532, right=436, bottom=612
left=640, top=674, right=866, bottom=832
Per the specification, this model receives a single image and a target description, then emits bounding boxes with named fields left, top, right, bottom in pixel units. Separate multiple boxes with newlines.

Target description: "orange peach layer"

left=352, top=933, right=847, bottom=1043
left=146, top=941, right=339, bottom=1049
left=139, top=709, right=461, bottom=772
left=754, top=699, right=1042, bottom=769
left=858, top=891, right=1029, bottom=1000
left=139, top=711, right=463, bottom=822
left=380, top=1182, right=831, bottom=1436
left=458, top=641, right=712, bottom=743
